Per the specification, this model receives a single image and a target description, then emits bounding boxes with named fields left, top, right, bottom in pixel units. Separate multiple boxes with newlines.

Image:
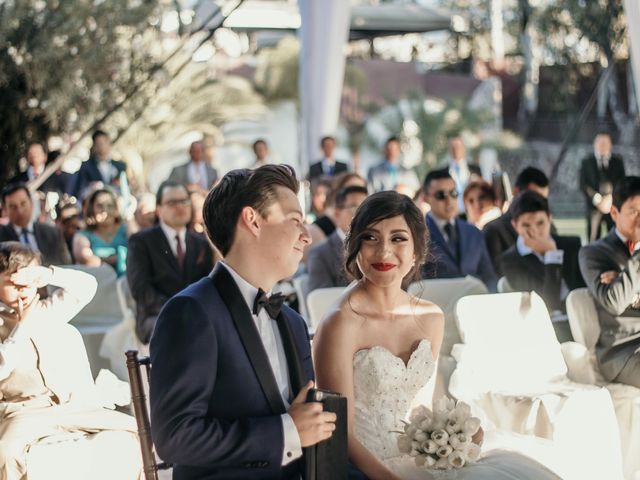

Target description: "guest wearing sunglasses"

left=421, top=169, right=497, bottom=291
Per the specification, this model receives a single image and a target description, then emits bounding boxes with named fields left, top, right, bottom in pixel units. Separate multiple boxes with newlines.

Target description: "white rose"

left=435, top=457, right=451, bottom=470
left=414, top=430, right=428, bottom=442
left=419, top=417, right=433, bottom=431
left=436, top=445, right=453, bottom=458
left=462, top=417, right=481, bottom=436
left=448, top=450, right=466, bottom=468
left=411, top=440, right=421, bottom=451
left=466, top=443, right=481, bottom=462
left=445, top=419, right=462, bottom=435
left=453, top=401, right=471, bottom=422
left=409, top=448, right=420, bottom=457
left=415, top=454, right=428, bottom=467
left=405, top=425, right=418, bottom=437
left=450, top=432, right=471, bottom=450
left=410, top=405, right=431, bottom=422
left=424, top=455, right=437, bottom=467
left=421, top=439, right=438, bottom=454
left=397, top=435, right=412, bottom=454
left=434, top=397, right=456, bottom=417
left=431, top=429, right=449, bottom=446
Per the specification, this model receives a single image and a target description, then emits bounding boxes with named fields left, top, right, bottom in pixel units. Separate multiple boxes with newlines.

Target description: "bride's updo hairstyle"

left=344, top=191, right=428, bottom=288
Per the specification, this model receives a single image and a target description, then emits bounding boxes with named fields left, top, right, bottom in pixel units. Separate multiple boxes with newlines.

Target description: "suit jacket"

left=579, top=154, right=625, bottom=212
left=150, top=264, right=314, bottom=480
left=307, top=231, right=348, bottom=294
left=0, top=223, right=71, bottom=267
left=73, top=156, right=127, bottom=197
left=168, top=161, right=218, bottom=190
left=308, top=160, right=348, bottom=180
left=498, top=235, right=585, bottom=312
left=126, top=225, right=214, bottom=344
left=579, top=230, right=640, bottom=381
left=367, top=162, right=420, bottom=193
left=9, top=170, right=72, bottom=196
left=423, top=215, right=497, bottom=292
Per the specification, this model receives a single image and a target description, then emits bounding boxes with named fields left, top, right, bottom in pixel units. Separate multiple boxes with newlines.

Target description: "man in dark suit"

left=126, top=181, right=214, bottom=344
left=421, top=169, right=497, bottom=291
left=308, top=135, right=348, bottom=181
left=168, top=140, right=219, bottom=192
left=579, top=131, right=626, bottom=241
left=579, top=176, right=640, bottom=388
left=10, top=143, right=71, bottom=196
left=367, top=136, right=420, bottom=194
left=150, top=165, right=337, bottom=479
left=307, top=185, right=368, bottom=294
left=73, top=130, right=128, bottom=198
left=498, top=191, right=585, bottom=341
left=0, top=183, right=71, bottom=266
left=441, top=135, right=482, bottom=212
left=484, top=166, right=554, bottom=274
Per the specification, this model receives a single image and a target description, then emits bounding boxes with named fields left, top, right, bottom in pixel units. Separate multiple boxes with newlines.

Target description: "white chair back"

left=497, top=276, right=513, bottom=293
left=65, top=264, right=124, bottom=326
left=565, top=288, right=600, bottom=351
left=306, top=287, right=345, bottom=333
left=408, top=276, right=488, bottom=355
left=291, top=273, right=310, bottom=320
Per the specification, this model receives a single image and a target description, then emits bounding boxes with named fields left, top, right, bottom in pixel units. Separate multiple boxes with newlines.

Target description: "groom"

left=149, top=165, right=337, bottom=479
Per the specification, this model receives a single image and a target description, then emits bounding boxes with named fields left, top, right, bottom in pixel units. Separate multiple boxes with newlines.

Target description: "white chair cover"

left=566, top=288, right=640, bottom=480
left=497, top=275, right=513, bottom=293
left=306, top=286, right=345, bottom=333
left=292, top=273, right=310, bottom=321
left=450, top=292, right=624, bottom=480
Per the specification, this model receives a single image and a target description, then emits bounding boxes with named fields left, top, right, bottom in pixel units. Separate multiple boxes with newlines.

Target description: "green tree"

left=0, top=0, right=162, bottom=184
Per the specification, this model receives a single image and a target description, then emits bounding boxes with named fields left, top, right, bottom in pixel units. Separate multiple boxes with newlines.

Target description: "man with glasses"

left=126, top=180, right=214, bottom=344
left=421, top=169, right=497, bottom=291
left=307, top=186, right=368, bottom=294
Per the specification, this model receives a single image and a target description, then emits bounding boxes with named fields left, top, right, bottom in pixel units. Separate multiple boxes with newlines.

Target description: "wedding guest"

left=443, top=135, right=482, bottom=211
left=367, top=136, right=420, bottom=193
left=73, top=188, right=128, bottom=277
left=9, top=143, right=70, bottom=196
left=132, top=192, right=157, bottom=233
left=0, top=183, right=71, bottom=266
left=127, top=181, right=213, bottom=345
left=55, top=201, right=81, bottom=263
left=307, top=178, right=336, bottom=247
left=579, top=176, right=640, bottom=387
left=252, top=139, right=270, bottom=168
left=422, top=169, right=497, bottom=291
left=498, top=191, right=584, bottom=341
left=484, top=166, right=554, bottom=274
left=308, top=136, right=348, bottom=181
left=168, top=141, right=218, bottom=193
left=579, top=130, right=626, bottom=241
left=307, top=186, right=368, bottom=293
left=0, top=242, right=140, bottom=480
left=150, top=165, right=337, bottom=479
left=333, top=172, right=367, bottom=191
left=74, top=130, right=128, bottom=198
left=463, top=180, right=501, bottom=230
left=313, top=191, right=558, bottom=480
left=188, top=188, right=207, bottom=236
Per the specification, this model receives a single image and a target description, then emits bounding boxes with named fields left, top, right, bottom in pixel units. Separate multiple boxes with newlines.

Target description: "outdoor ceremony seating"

left=565, top=288, right=640, bottom=480
left=449, top=291, right=624, bottom=480
left=306, top=286, right=345, bottom=334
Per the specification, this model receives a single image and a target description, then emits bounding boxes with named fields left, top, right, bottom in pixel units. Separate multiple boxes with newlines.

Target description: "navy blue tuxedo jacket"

left=73, top=156, right=127, bottom=197
left=149, top=264, right=314, bottom=479
left=423, top=215, right=498, bottom=292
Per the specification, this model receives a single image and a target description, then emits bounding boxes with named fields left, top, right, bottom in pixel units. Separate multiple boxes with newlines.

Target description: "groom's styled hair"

left=203, top=164, right=300, bottom=256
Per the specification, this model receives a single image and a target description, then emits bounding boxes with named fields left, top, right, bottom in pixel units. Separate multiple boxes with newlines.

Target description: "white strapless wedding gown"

left=353, top=339, right=562, bottom=480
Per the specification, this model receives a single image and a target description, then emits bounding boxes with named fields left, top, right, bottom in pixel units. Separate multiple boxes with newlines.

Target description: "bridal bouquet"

left=396, top=397, right=481, bottom=470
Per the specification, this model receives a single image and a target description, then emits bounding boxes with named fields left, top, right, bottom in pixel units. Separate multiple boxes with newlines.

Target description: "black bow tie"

left=252, top=288, right=285, bottom=319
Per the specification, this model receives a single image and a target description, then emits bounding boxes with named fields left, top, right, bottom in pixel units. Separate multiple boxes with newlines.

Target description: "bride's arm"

left=313, top=313, right=402, bottom=480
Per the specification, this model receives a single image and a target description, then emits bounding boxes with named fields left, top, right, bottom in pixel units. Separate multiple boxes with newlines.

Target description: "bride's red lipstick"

left=372, top=263, right=395, bottom=271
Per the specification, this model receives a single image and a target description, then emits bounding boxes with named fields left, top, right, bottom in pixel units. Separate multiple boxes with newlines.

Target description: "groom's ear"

left=239, top=206, right=261, bottom=237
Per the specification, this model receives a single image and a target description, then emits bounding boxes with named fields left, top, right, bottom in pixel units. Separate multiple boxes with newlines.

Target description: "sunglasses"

left=433, top=189, right=459, bottom=201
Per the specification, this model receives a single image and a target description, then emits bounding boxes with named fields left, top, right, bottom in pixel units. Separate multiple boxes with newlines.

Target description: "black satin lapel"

left=275, top=311, right=305, bottom=397
left=210, top=265, right=287, bottom=415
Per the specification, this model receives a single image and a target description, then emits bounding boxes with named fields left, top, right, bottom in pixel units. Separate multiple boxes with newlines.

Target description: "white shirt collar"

left=335, top=227, right=346, bottom=241
left=13, top=222, right=35, bottom=234
left=516, top=235, right=537, bottom=258
left=614, top=229, right=639, bottom=252
left=159, top=220, right=186, bottom=245
left=220, top=261, right=268, bottom=313
left=428, top=213, right=455, bottom=232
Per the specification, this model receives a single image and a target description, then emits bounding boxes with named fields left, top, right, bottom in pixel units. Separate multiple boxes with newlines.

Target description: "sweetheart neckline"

left=353, top=338, right=432, bottom=368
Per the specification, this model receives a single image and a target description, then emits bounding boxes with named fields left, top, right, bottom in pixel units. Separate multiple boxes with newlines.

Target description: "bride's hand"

left=472, top=426, right=484, bottom=446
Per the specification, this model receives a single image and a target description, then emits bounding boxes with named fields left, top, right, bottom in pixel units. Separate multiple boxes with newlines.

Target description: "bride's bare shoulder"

left=314, top=295, right=363, bottom=342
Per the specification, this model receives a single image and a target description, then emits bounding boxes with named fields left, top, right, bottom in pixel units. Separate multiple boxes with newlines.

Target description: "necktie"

left=253, top=288, right=285, bottom=319
left=444, top=223, right=459, bottom=260
left=627, top=240, right=637, bottom=256
left=175, top=234, right=185, bottom=269
left=21, top=229, right=32, bottom=246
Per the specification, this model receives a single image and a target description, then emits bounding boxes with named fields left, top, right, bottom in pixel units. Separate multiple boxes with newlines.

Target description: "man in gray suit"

left=367, top=136, right=419, bottom=194
left=307, top=186, right=368, bottom=294
left=168, top=141, right=218, bottom=192
left=579, top=176, right=640, bottom=387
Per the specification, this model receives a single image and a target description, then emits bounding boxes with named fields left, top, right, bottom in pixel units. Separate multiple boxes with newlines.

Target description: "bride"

left=312, top=191, right=561, bottom=480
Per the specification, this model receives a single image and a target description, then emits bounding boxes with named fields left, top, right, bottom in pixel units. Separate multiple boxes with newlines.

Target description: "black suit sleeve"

left=54, top=228, right=72, bottom=265
left=579, top=245, right=640, bottom=316
left=150, top=296, right=284, bottom=468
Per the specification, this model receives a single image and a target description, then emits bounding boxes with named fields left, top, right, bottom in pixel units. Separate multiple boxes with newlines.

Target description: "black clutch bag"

left=304, top=388, right=348, bottom=480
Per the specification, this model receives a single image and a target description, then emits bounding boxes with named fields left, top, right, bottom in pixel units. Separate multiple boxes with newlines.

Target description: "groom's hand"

left=288, top=381, right=337, bottom=447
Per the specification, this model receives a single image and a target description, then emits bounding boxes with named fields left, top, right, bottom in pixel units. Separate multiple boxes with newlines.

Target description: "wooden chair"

left=125, top=350, right=171, bottom=480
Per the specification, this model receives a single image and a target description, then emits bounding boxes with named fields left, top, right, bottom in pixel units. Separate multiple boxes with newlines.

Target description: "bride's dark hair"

left=344, top=191, right=428, bottom=289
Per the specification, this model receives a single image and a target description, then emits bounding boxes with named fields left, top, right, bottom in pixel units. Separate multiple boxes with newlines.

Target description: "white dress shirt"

left=220, top=262, right=302, bottom=465
left=12, top=223, right=39, bottom=252
left=158, top=221, right=187, bottom=258
left=27, top=165, right=45, bottom=181
left=97, top=159, right=116, bottom=184
left=614, top=228, right=640, bottom=254
left=321, top=157, right=336, bottom=176
left=516, top=236, right=569, bottom=305
left=187, top=161, right=208, bottom=191
left=428, top=213, right=456, bottom=242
